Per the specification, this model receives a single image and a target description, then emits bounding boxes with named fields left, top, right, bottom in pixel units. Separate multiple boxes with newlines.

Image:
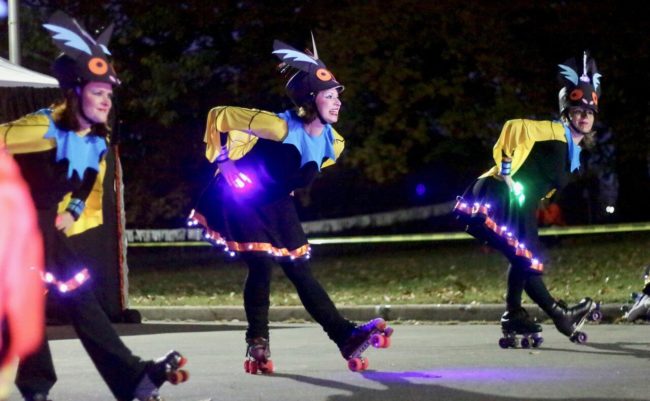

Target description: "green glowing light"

left=512, top=181, right=525, bottom=206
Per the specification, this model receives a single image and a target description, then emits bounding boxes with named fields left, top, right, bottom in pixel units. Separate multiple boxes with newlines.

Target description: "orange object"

left=537, top=203, right=566, bottom=226
left=0, top=149, right=45, bottom=368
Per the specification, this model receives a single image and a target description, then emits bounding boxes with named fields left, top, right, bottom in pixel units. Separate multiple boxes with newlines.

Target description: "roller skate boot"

left=623, top=292, right=650, bottom=321
left=498, top=307, right=543, bottom=349
left=244, top=337, right=274, bottom=374
left=550, top=298, right=598, bottom=343
left=339, top=318, right=393, bottom=372
left=134, top=350, right=188, bottom=401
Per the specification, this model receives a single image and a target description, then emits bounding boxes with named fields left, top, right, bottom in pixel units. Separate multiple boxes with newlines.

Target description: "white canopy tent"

left=0, top=56, right=58, bottom=87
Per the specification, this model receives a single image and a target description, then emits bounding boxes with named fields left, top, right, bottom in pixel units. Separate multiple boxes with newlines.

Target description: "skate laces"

left=357, top=318, right=382, bottom=333
left=246, top=337, right=271, bottom=360
left=247, top=337, right=269, bottom=346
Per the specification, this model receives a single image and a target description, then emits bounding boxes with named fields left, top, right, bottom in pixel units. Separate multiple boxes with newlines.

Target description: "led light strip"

left=41, top=268, right=90, bottom=293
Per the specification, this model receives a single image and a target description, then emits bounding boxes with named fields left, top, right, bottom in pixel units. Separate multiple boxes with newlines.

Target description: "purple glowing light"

left=415, top=183, right=426, bottom=197
left=361, top=367, right=574, bottom=383
left=233, top=172, right=253, bottom=190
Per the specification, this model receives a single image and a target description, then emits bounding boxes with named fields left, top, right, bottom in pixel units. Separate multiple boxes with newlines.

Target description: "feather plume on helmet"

left=272, top=33, right=343, bottom=107
left=557, top=51, right=602, bottom=114
left=43, top=10, right=120, bottom=90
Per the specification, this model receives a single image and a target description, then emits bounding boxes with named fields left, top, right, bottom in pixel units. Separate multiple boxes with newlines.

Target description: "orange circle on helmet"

left=592, top=92, right=598, bottom=105
left=569, top=89, right=583, bottom=101
left=316, top=68, right=333, bottom=82
left=88, top=57, right=108, bottom=75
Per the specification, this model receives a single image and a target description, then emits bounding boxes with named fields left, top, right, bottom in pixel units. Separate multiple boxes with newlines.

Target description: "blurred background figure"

left=0, top=149, right=45, bottom=401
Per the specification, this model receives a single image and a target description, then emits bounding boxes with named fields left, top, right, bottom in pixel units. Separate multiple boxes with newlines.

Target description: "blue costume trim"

left=562, top=123, right=581, bottom=172
left=277, top=110, right=336, bottom=171
left=39, top=109, right=107, bottom=179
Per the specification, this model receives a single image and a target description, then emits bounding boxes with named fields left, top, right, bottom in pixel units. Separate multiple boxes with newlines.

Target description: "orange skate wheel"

left=249, top=360, right=258, bottom=374
left=371, top=334, right=385, bottom=348
left=260, top=360, right=275, bottom=373
left=348, top=358, right=363, bottom=372
left=381, top=336, right=391, bottom=348
left=375, top=319, right=387, bottom=331
left=361, top=357, right=369, bottom=371
left=168, top=369, right=189, bottom=384
left=177, top=356, right=188, bottom=368
left=244, top=360, right=250, bottom=372
left=177, top=369, right=189, bottom=383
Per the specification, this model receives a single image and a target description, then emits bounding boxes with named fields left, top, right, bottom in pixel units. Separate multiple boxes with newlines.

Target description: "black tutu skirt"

left=190, top=139, right=314, bottom=259
left=454, top=175, right=544, bottom=273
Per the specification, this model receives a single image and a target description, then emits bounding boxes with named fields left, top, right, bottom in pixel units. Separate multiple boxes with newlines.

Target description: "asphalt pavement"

left=4, top=320, right=650, bottom=401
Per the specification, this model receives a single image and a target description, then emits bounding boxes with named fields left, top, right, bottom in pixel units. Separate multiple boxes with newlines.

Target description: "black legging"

left=506, top=263, right=556, bottom=314
left=242, top=254, right=355, bottom=347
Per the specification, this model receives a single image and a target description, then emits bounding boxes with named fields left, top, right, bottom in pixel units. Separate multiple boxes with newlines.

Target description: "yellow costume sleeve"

left=1, top=113, right=55, bottom=153
left=204, top=106, right=288, bottom=162
left=479, top=119, right=566, bottom=179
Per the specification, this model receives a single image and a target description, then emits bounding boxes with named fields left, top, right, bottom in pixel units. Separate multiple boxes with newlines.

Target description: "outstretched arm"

left=204, top=106, right=288, bottom=162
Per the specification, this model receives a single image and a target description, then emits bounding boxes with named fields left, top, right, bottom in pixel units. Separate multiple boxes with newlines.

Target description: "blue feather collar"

left=278, top=110, right=336, bottom=171
left=39, top=109, right=107, bottom=179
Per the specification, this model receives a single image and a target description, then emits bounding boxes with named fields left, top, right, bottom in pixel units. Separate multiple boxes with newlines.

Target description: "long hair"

left=50, top=88, right=111, bottom=138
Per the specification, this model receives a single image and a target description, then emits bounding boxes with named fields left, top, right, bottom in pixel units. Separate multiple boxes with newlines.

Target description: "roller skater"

left=190, top=35, right=392, bottom=373
left=2, top=12, right=190, bottom=401
left=453, top=51, right=605, bottom=346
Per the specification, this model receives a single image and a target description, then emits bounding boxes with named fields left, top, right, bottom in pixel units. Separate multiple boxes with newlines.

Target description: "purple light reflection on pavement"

left=362, top=367, right=577, bottom=383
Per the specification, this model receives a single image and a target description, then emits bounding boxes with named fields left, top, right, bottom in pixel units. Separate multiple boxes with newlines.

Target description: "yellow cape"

left=1, top=112, right=106, bottom=236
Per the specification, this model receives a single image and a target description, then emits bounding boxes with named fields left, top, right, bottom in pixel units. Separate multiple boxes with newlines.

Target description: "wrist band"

left=501, top=157, right=512, bottom=176
left=216, top=145, right=229, bottom=164
left=66, top=198, right=85, bottom=220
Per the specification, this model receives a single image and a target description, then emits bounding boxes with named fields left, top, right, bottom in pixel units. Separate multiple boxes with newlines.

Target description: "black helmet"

left=44, top=11, right=120, bottom=90
left=273, top=35, right=343, bottom=107
left=558, top=51, right=602, bottom=115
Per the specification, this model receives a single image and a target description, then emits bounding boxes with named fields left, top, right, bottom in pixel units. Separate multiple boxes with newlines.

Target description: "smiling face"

left=314, top=88, right=342, bottom=125
left=568, top=106, right=595, bottom=134
left=78, top=81, right=113, bottom=126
